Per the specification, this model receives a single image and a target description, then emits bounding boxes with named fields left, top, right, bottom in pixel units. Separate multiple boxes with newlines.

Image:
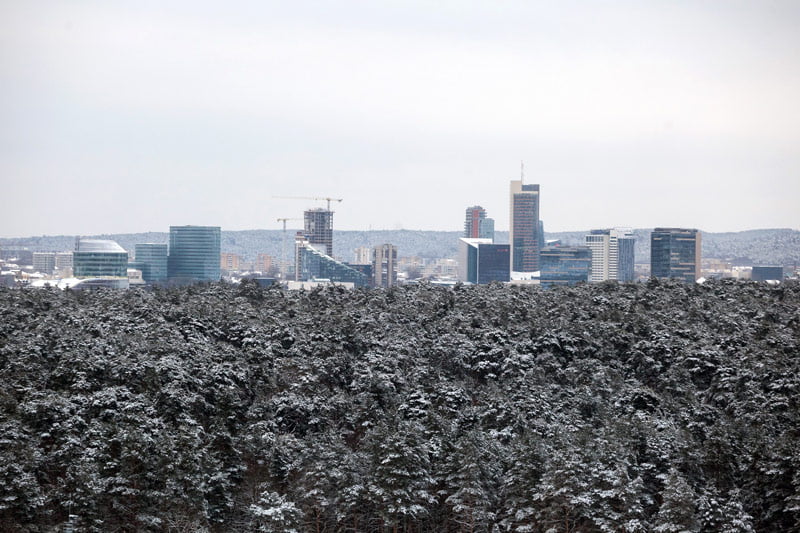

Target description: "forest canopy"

left=0, top=280, right=798, bottom=532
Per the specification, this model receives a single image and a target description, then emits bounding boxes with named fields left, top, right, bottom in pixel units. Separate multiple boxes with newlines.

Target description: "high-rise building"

left=650, top=228, right=702, bottom=282
left=304, top=208, right=334, bottom=257
left=134, top=243, right=168, bottom=282
left=458, top=238, right=510, bottom=284
left=32, top=252, right=56, bottom=275
left=585, top=228, right=635, bottom=282
left=168, top=226, right=221, bottom=283
left=295, top=234, right=367, bottom=286
left=509, top=180, right=540, bottom=274
left=373, top=244, right=398, bottom=287
left=539, top=245, right=592, bottom=288
left=73, top=238, right=130, bottom=289
left=464, top=206, right=495, bottom=241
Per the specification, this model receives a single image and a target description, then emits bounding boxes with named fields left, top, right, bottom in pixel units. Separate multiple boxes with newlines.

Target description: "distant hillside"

left=1, top=228, right=798, bottom=266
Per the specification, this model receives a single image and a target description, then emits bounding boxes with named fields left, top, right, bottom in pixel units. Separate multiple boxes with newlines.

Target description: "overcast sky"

left=1, top=1, right=798, bottom=237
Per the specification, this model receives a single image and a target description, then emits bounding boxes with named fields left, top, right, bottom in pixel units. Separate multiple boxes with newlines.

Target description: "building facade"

left=509, top=180, right=540, bottom=274
left=539, top=245, right=592, bottom=288
left=752, top=266, right=783, bottom=282
left=585, top=228, right=635, bottom=282
left=32, top=252, right=56, bottom=275
left=295, top=235, right=368, bottom=287
left=458, top=238, right=510, bottom=284
left=650, top=228, right=702, bottom=282
left=167, top=226, right=221, bottom=283
left=464, top=206, right=495, bottom=241
left=134, top=243, right=168, bottom=282
left=73, top=238, right=130, bottom=289
left=373, top=244, right=398, bottom=287
left=304, top=209, right=334, bottom=257
left=220, top=253, right=242, bottom=272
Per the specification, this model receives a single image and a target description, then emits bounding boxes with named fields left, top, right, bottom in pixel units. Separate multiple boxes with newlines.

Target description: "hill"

left=1, top=280, right=798, bottom=531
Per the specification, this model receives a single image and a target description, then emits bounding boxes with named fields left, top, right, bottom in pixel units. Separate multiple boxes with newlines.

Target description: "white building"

left=585, top=228, right=635, bottom=282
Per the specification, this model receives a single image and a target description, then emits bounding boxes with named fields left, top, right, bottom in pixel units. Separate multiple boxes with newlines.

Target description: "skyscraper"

left=509, top=180, right=540, bottom=274
left=373, top=244, right=398, bottom=287
left=585, top=228, right=635, bottom=282
left=304, top=208, right=334, bottom=257
left=650, top=228, right=702, bottom=282
left=134, top=243, right=168, bottom=282
left=464, top=206, right=495, bottom=241
left=458, top=238, right=510, bottom=284
left=167, top=226, right=221, bottom=283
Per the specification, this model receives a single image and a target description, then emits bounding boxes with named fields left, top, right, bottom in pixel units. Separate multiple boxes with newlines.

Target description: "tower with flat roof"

left=167, top=226, right=221, bottom=283
left=650, top=228, right=701, bottom=282
left=509, top=180, right=540, bottom=274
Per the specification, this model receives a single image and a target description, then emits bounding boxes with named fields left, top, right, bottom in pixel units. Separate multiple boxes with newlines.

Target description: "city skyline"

left=2, top=1, right=799, bottom=238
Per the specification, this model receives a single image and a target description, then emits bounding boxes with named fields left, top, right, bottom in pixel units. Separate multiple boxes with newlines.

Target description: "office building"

left=585, top=228, right=635, bottom=282
left=295, top=234, right=367, bottom=287
left=509, top=180, right=540, bottom=274
left=55, top=252, right=73, bottom=271
left=168, top=226, right=221, bottom=283
left=464, top=206, right=495, bottom=241
left=373, top=244, right=398, bottom=287
left=539, top=245, right=592, bottom=288
left=73, top=238, right=130, bottom=289
left=458, top=238, right=510, bottom=284
left=650, top=228, right=702, bottom=282
left=32, top=252, right=56, bottom=275
left=304, top=208, right=334, bottom=257
left=134, top=243, right=168, bottom=283
left=752, top=266, right=783, bottom=282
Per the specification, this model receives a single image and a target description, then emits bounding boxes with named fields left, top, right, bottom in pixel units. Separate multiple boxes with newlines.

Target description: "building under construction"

left=304, top=208, right=333, bottom=257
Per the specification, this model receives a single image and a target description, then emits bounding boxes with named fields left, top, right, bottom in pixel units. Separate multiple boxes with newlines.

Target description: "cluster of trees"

left=0, top=279, right=798, bottom=532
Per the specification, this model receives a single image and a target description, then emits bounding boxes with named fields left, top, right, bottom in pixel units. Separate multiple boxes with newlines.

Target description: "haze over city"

left=2, top=1, right=799, bottom=238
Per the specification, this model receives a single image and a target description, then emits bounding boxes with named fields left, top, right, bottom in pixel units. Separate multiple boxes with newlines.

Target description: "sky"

left=1, top=0, right=799, bottom=237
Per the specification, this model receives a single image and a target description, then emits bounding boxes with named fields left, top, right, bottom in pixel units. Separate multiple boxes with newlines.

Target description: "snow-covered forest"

left=1, top=280, right=798, bottom=532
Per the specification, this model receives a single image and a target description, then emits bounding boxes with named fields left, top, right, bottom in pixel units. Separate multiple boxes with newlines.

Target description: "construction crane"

left=273, top=196, right=343, bottom=211
left=276, top=218, right=301, bottom=280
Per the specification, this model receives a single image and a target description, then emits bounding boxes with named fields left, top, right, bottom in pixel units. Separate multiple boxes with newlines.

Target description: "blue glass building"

left=650, top=228, right=701, bottom=282
left=539, top=246, right=592, bottom=288
left=167, top=226, right=221, bottom=283
left=296, top=240, right=368, bottom=287
left=134, top=243, right=168, bottom=283
left=458, top=238, right=510, bottom=284
left=73, top=239, right=130, bottom=289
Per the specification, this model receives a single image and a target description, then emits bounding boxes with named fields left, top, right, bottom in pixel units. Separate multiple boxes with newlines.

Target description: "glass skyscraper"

left=650, top=228, right=701, bottom=282
left=509, top=181, right=540, bottom=273
left=167, top=226, right=221, bottom=283
left=296, top=240, right=368, bottom=287
left=73, top=238, right=130, bottom=289
left=134, top=243, right=168, bottom=282
left=458, top=238, right=510, bottom=284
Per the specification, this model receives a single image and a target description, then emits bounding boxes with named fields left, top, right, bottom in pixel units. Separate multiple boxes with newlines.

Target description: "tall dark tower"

left=509, top=180, right=540, bottom=273
left=304, top=208, right=333, bottom=257
left=650, top=228, right=701, bottom=282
